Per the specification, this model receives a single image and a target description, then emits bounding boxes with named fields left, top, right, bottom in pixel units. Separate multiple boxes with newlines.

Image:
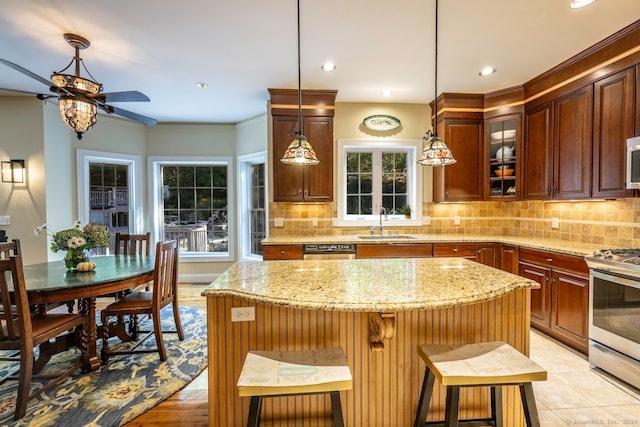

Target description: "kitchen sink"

left=357, top=235, right=418, bottom=240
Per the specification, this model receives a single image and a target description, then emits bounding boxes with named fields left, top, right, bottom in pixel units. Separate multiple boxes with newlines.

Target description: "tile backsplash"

left=269, top=198, right=639, bottom=247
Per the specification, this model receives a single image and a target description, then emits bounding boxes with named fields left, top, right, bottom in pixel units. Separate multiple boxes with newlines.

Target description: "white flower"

left=67, top=236, right=86, bottom=249
left=72, top=220, right=82, bottom=230
left=33, top=223, right=47, bottom=236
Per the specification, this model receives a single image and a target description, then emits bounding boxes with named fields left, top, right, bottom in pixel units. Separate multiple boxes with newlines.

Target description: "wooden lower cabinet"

left=432, top=243, right=477, bottom=260
left=518, top=248, right=589, bottom=354
left=500, top=244, right=519, bottom=273
left=476, top=243, right=498, bottom=267
left=263, top=244, right=303, bottom=260
left=356, top=243, right=433, bottom=259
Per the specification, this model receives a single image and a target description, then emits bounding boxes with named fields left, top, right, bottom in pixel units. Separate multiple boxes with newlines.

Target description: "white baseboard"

left=179, top=273, right=219, bottom=284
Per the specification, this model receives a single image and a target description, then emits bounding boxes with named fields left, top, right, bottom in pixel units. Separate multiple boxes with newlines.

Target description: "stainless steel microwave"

left=627, top=136, right=640, bottom=189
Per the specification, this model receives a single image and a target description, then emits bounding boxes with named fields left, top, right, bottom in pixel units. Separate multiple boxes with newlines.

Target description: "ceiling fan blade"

left=91, top=90, right=150, bottom=103
left=0, top=58, right=52, bottom=87
left=100, top=104, right=157, bottom=126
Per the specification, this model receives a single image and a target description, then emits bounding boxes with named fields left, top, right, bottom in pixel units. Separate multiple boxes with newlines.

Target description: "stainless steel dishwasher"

left=302, top=244, right=356, bottom=260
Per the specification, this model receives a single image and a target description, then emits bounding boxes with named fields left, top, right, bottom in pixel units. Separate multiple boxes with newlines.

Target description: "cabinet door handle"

left=546, top=258, right=553, bottom=262
left=280, top=250, right=285, bottom=255
left=453, top=248, right=458, bottom=252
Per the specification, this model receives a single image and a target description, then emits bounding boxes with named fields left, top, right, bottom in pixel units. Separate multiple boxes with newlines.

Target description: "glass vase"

left=64, top=248, right=89, bottom=270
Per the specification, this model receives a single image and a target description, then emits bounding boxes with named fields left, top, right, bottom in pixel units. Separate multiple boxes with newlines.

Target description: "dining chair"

left=115, top=232, right=152, bottom=289
left=0, top=254, right=87, bottom=420
left=0, top=239, right=21, bottom=259
left=114, top=232, right=151, bottom=256
left=100, top=240, right=184, bottom=362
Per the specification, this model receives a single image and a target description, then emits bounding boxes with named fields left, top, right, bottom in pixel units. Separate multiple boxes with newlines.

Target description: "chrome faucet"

left=379, top=207, right=387, bottom=236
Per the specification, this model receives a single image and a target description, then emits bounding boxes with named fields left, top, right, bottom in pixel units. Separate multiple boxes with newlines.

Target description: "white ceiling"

left=0, top=0, right=638, bottom=125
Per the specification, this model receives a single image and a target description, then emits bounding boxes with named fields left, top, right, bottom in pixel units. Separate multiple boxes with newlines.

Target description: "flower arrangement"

left=34, top=221, right=110, bottom=270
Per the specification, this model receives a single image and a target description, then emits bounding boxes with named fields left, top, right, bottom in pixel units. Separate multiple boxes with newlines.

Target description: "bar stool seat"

left=414, top=341, right=547, bottom=427
left=238, top=348, right=352, bottom=427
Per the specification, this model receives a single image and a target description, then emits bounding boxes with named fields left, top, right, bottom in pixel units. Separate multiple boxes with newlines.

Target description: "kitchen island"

left=203, top=257, right=538, bottom=426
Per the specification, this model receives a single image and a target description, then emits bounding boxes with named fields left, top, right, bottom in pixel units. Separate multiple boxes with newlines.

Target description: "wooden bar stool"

left=237, top=348, right=352, bottom=427
left=414, top=341, right=547, bottom=427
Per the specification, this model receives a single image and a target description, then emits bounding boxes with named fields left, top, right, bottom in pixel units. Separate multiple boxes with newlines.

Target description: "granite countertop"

left=202, top=257, right=538, bottom=312
left=261, top=234, right=601, bottom=257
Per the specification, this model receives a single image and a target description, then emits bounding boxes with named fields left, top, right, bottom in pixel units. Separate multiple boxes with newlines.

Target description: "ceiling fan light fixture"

left=58, top=96, right=97, bottom=139
left=281, top=133, right=319, bottom=165
left=51, top=73, right=101, bottom=94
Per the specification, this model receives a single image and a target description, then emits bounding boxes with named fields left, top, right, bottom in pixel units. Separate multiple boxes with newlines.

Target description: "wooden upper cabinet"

left=433, top=118, right=484, bottom=202
left=269, top=89, right=337, bottom=203
left=592, top=68, right=635, bottom=198
left=636, top=65, right=640, bottom=137
left=553, top=85, right=593, bottom=200
left=524, top=85, right=593, bottom=200
left=524, top=102, right=554, bottom=200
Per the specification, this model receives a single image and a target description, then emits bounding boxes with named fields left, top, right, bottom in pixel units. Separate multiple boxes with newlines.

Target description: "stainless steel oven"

left=586, top=250, right=640, bottom=389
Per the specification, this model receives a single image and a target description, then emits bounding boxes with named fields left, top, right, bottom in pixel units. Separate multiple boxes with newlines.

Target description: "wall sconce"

left=2, top=159, right=25, bottom=183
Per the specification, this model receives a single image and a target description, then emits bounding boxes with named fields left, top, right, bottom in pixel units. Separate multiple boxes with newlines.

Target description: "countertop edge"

left=261, top=234, right=600, bottom=257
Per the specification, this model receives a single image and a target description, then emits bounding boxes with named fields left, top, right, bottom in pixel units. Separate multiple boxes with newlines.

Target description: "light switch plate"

left=231, top=307, right=255, bottom=322
left=0, top=216, right=10, bottom=226
left=454, top=216, right=461, bottom=226
left=312, top=217, right=318, bottom=227
left=274, top=217, right=284, bottom=227
left=552, top=217, right=559, bottom=229
left=422, top=216, right=431, bottom=225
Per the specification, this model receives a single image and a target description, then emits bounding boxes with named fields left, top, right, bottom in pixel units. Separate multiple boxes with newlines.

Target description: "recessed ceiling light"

left=321, top=62, right=336, bottom=72
left=570, top=0, right=596, bottom=8
left=195, top=82, right=208, bottom=88
left=479, top=67, right=496, bottom=76
left=381, top=90, right=392, bottom=97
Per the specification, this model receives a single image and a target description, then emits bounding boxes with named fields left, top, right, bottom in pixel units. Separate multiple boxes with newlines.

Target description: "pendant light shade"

left=418, top=130, right=456, bottom=166
left=281, top=133, right=319, bottom=165
left=417, top=0, right=456, bottom=167
left=280, top=0, right=319, bottom=166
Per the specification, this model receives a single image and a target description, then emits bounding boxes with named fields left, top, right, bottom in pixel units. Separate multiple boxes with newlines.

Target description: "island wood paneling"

left=207, top=289, right=531, bottom=427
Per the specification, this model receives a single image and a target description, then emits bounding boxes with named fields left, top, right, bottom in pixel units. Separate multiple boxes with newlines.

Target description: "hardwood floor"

left=123, top=283, right=209, bottom=427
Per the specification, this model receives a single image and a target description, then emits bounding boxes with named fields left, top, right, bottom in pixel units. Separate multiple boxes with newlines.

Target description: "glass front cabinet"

left=487, top=115, right=520, bottom=199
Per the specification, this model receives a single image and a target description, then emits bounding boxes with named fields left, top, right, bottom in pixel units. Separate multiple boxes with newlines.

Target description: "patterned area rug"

left=0, top=306, right=207, bottom=427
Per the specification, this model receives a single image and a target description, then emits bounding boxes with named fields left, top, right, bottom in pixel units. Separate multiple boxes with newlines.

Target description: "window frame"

left=336, top=139, right=422, bottom=226
left=237, top=151, right=267, bottom=261
left=148, top=156, right=235, bottom=262
left=77, top=149, right=143, bottom=234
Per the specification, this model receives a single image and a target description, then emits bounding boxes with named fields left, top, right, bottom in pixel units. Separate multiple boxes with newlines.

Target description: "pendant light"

left=280, top=0, right=319, bottom=165
left=417, top=0, right=456, bottom=166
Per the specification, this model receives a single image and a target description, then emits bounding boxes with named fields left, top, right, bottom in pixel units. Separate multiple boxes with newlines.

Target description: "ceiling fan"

left=0, top=33, right=157, bottom=139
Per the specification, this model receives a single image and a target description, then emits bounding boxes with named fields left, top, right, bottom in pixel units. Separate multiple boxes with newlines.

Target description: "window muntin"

left=250, top=163, right=265, bottom=256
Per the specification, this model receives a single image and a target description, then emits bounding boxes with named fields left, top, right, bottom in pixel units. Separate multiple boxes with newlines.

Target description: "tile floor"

left=530, top=330, right=640, bottom=426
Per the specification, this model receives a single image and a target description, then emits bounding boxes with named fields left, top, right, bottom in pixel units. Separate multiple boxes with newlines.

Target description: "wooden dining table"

left=22, top=255, right=155, bottom=371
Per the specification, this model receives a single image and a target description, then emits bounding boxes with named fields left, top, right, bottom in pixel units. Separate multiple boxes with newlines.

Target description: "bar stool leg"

left=247, top=396, right=263, bottom=427
left=330, top=391, right=345, bottom=427
left=491, top=385, right=503, bottom=427
left=444, top=385, right=461, bottom=427
left=519, top=383, right=541, bottom=427
left=413, top=368, right=436, bottom=427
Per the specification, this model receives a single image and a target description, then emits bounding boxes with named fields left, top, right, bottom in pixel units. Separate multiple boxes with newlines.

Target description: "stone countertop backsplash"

left=261, top=234, right=603, bottom=257
left=202, top=257, right=537, bottom=312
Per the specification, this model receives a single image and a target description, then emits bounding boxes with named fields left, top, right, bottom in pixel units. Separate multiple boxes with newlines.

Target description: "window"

left=237, top=152, right=267, bottom=260
left=77, top=150, right=143, bottom=254
left=336, top=139, right=422, bottom=226
left=149, top=157, right=234, bottom=261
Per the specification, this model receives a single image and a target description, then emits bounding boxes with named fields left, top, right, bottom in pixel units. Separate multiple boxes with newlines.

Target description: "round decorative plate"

left=363, top=114, right=401, bottom=131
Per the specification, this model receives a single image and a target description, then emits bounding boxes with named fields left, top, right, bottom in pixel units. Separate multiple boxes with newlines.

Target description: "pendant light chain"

left=416, top=0, right=456, bottom=166
left=279, top=0, right=320, bottom=165
left=297, top=0, right=302, bottom=137
left=433, top=0, right=439, bottom=137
